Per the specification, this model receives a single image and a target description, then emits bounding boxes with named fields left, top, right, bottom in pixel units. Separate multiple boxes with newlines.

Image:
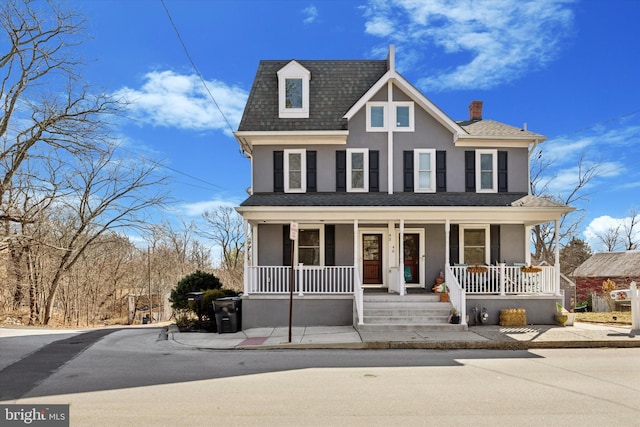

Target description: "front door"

left=363, top=234, right=382, bottom=284
left=403, top=233, right=420, bottom=284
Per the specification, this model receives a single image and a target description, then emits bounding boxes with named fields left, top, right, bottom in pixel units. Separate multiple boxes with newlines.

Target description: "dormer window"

left=278, top=61, right=310, bottom=118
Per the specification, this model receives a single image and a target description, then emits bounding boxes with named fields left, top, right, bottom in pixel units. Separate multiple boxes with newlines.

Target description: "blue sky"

left=72, top=0, right=640, bottom=252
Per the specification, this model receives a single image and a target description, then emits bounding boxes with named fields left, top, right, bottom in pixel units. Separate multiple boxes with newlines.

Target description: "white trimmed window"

left=284, top=149, right=306, bottom=193
left=476, top=149, right=497, bottom=193
left=347, top=149, right=368, bottom=192
left=366, top=102, right=387, bottom=131
left=367, top=101, right=415, bottom=132
left=277, top=61, right=310, bottom=118
left=414, top=149, right=436, bottom=192
left=459, top=225, right=490, bottom=265
left=296, top=225, right=324, bottom=266
left=394, top=102, right=414, bottom=131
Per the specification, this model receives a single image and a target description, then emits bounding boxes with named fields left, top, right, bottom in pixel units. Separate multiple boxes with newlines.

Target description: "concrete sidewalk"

left=168, top=322, right=640, bottom=350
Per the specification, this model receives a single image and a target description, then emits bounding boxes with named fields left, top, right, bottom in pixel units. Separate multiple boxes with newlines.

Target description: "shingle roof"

left=240, top=192, right=532, bottom=207
left=573, top=251, right=640, bottom=278
left=458, top=119, right=544, bottom=138
left=238, top=60, right=388, bottom=132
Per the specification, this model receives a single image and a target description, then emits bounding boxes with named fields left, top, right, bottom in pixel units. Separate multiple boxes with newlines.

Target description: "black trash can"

left=213, top=297, right=242, bottom=333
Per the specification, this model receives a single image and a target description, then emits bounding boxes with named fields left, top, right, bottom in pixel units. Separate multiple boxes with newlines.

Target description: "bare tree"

left=530, top=150, right=600, bottom=263
left=621, top=206, right=639, bottom=250
left=38, top=145, right=166, bottom=324
left=199, top=206, right=245, bottom=291
left=596, top=226, right=621, bottom=252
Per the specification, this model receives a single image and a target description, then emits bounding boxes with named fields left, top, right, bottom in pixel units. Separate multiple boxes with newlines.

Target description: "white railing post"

left=631, top=281, right=639, bottom=331
left=298, top=263, right=304, bottom=296
left=499, top=263, right=506, bottom=296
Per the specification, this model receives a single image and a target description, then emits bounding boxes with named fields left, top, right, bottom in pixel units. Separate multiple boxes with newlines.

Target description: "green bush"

left=169, top=270, right=223, bottom=311
left=170, top=271, right=238, bottom=332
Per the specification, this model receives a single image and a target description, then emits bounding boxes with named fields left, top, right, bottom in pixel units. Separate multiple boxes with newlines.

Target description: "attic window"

left=278, top=61, right=310, bottom=118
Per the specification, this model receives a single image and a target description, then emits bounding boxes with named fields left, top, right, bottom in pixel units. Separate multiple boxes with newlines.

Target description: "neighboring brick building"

left=573, top=251, right=640, bottom=303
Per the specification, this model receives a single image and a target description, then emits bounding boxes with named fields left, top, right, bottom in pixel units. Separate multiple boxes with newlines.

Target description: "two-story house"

left=234, top=46, right=573, bottom=330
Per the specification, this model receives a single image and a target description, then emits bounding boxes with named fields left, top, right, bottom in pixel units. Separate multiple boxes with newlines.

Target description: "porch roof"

left=237, top=193, right=573, bottom=225
left=240, top=192, right=562, bottom=207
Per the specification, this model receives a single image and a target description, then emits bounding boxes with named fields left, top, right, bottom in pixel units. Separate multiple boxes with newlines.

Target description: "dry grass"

left=575, top=311, right=632, bottom=325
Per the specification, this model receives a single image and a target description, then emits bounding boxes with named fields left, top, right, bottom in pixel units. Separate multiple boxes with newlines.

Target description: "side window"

left=414, top=149, right=436, bottom=192
left=394, top=102, right=414, bottom=131
left=277, top=61, right=310, bottom=118
left=347, top=149, right=368, bottom=192
left=285, top=78, right=302, bottom=108
left=284, top=149, right=306, bottom=193
left=298, top=227, right=322, bottom=266
left=366, top=102, right=386, bottom=131
left=476, top=149, right=497, bottom=193
left=460, top=226, right=490, bottom=264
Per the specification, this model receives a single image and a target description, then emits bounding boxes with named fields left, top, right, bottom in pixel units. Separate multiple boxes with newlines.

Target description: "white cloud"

left=180, top=198, right=239, bottom=217
left=302, top=5, right=319, bottom=24
left=362, top=0, right=575, bottom=91
left=115, top=70, right=248, bottom=135
left=584, top=214, right=640, bottom=252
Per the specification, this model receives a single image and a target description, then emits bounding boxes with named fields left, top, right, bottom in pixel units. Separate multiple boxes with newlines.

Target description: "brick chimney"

left=468, top=100, right=483, bottom=121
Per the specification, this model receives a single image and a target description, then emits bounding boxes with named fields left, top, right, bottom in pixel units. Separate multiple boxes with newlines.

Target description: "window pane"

left=370, top=106, right=384, bottom=128
left=418, top=171, right=431, bottom=188
left=363, top=235, right=380, bottom=261
left=481, top=171, right=493, bottom=189
left=285, top=78, right=302, bottom=108
left=396, top=106, right=409, bottom=127
left=289, top=171, right=301, bottom=189
left=465, top=229, right=485, bottom=246
left=418, top=152, right=431, bottom=171
left=299, top=248, right=319, bottom=265
left=299, top=229, right=319, bottom=246
left=464, top=247, right=485, bottom=265
left=351, top=152, right=363, bottom=169
left=299, top=229, right=320, bottom=266
left=351, top=170, right=364, bottom=188
left=288, top=152, right=301, bottom=170
left=480, top=153, right=493, bottom=171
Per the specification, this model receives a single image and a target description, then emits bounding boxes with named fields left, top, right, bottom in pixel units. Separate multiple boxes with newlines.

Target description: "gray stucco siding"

left=257, top=224, right=284, bottom=265
left=499, top=224, right=525, bottom=264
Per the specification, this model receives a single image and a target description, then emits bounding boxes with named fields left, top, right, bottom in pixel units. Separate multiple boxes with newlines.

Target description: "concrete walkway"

left=168, top=322, right=640, bottom=350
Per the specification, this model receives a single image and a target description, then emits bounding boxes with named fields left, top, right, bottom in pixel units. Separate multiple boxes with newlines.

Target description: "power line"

left=160, top=0, right=237, bottom=137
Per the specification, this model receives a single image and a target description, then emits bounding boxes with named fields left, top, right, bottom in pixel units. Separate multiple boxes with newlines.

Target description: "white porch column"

left=387, top=81, right=394, bottom=195
left=243, top=220, right=250, bottom=295
left=399, top=219, right=405, bottom=296
left=353, top=220, right=359, bottom=272
left=525, top=225, right=532, bottom=265
left=554, top=219, right=561, bottom=295
left=445, top=219, right=451, bottom=266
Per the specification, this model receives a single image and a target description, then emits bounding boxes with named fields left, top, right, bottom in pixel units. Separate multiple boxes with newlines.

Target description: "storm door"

left=362, top=234, right=383, bottom=284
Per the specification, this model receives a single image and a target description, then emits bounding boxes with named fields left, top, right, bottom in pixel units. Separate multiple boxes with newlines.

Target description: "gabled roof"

left=573, top=251, right=640, bottom=278
left=237, top=60, right=388, bottom=132
left=459, top=120, right=544, bottom=139
left=342, top=69, right=464, bottom=138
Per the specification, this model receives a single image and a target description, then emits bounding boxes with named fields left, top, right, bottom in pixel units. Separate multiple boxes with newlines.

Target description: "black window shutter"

left=449, top=224, right=460, bottom=265
left=436, top=150, right=446, bottom=192
left=325, top=225, right=335, bottom=266
left=498, top=151, right=508, bottom=193
left=274, top=151, right=284, bottom=193
left=490, top=225, right=501, bottom=264
left=283, top=225, right=291, bottom=266
left=307, top=150, right=317, bottom=192
left=465, top=151, right=475, bottom=192
left=369, top=150, right=379, bottom=192
left=336, top=150, right=346, bottom=192
left=403, top=150, right=414, bottom=192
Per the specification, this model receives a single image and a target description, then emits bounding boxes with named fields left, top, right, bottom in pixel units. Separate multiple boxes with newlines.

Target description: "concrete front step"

left=360, top=293, right=461, bottom=331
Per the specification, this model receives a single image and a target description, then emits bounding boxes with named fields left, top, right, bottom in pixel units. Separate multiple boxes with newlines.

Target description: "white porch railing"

left=246, top=266, right=355, bottom=295
left=449, top=264, right=557, bottom=295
